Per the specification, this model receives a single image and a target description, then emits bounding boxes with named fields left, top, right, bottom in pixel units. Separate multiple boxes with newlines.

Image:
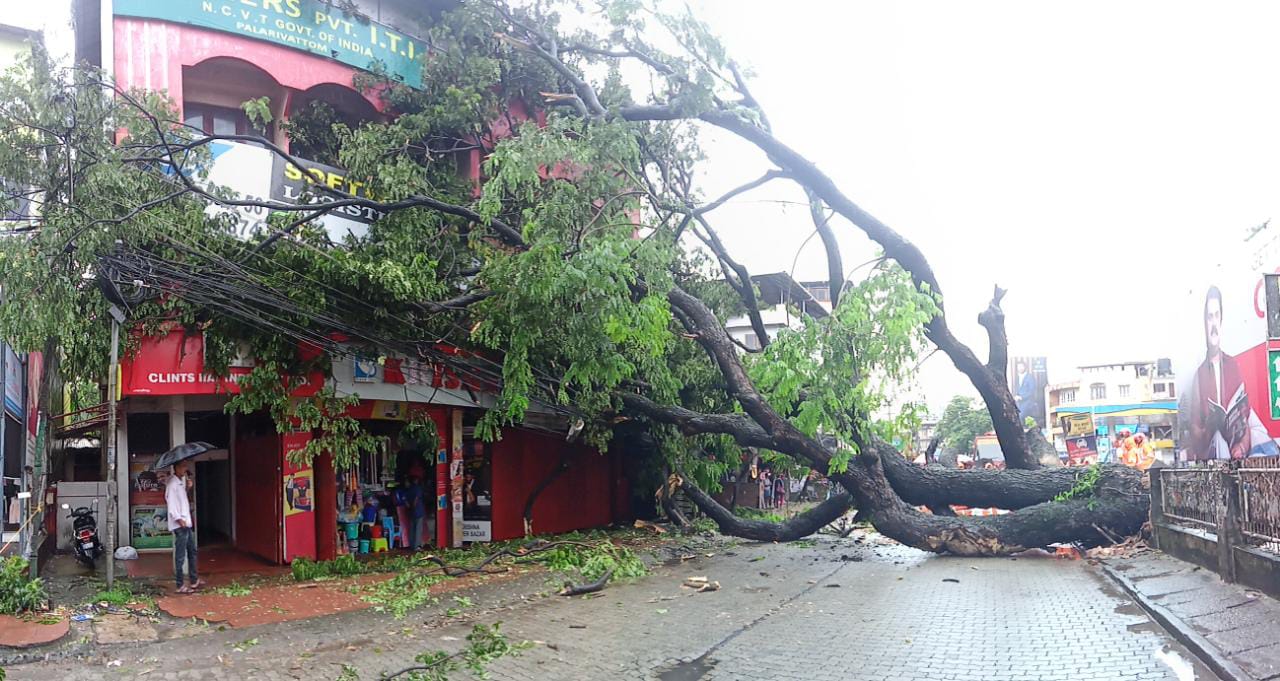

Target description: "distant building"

left=1047, top=359, right=1177, bottom=464
left=724, top=273, right=828, bottom=350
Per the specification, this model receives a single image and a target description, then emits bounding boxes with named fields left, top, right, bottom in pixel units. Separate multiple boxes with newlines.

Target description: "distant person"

left=166, top=461, right=203, bottom=594
left=407, top=475, right=427, bottom=550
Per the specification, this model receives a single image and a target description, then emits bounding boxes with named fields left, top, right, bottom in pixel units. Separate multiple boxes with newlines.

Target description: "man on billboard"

left=1188, top=287, right=1276, bottom=459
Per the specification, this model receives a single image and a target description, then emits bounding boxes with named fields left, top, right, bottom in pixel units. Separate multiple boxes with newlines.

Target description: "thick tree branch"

left=676, top=474, right=856, bottom=542
left=806, top=190, right=843, bottom=308
left=978, top=285, right=1009, bottom=378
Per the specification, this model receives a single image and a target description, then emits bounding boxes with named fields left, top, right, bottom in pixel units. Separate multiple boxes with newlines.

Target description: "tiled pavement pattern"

left=1106, top=551, right=1280, bottom=680
left=11, top=539, right=1218, bottom=681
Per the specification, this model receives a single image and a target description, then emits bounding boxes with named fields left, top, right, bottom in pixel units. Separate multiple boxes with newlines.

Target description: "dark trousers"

left=173, top=526, right=198, bottom=588
left=409, top=517, right=424, bottom=550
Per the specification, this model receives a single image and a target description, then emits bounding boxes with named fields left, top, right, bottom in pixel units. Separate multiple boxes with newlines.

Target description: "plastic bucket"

left=358, top=539, right=370, bottom=554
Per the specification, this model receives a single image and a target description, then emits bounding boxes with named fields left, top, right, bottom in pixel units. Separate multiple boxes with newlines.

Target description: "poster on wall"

left=130, top=506, right=172, bottom=549
left=3, top=345, right=22, bottom=418
left=1061, top=413, right=1095, bottom=439
left=461, top=436, right=492, bottom=542
left=129, top=459, right=171, bottom=506
left=284, top=470, right=314, bottom=517
left=1008, top=356, right=1048, bottom=428
left=1174, top=230, right=1280, bottom=461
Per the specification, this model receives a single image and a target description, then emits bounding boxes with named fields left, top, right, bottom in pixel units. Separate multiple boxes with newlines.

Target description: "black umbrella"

left=149, top=442, right=216, bottom=471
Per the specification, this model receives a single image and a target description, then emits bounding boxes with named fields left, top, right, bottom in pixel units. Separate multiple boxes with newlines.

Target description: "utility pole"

left=105, top=304, right=123, bottom=588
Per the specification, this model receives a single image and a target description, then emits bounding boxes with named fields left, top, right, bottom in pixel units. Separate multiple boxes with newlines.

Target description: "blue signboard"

left=114, top=0, right=426, bottom=89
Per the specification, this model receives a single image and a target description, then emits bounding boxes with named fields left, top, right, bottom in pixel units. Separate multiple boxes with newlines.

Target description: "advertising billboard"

left=1173, top=226, right=1280, bottom=461
left=200, top=141, right=384, bottom=243
left=1009, top=356, right=1048, bottom=428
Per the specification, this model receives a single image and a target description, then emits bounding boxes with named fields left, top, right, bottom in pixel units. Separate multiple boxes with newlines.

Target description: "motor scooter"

left=62, top=500, right=103, bottom=567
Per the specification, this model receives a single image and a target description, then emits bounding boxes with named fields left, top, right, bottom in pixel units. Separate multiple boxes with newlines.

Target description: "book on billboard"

left=1207, top=384, right=1251, bottom=459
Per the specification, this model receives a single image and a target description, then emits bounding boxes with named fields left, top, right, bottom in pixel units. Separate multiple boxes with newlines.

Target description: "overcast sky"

left=12, top=1, right=1280, bottom=413
left=686, top=0, right=1280, bottom=413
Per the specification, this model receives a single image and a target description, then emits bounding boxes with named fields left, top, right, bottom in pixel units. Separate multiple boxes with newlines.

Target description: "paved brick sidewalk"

left=1103, top=550, right=1280, bottom=681
left=9, top=538, right=1221, bottom=681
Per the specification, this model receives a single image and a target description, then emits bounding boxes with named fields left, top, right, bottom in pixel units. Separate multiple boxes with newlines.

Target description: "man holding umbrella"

left=154, top=442, right=213, bottom=594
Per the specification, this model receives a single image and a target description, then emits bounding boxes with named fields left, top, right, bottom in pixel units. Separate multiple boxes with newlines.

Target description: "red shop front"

left=117, top=330, right=632, bottom=565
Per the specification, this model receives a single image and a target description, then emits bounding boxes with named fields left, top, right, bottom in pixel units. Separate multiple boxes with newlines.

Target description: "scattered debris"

left=839, top=554, right=863, bottom=562
left=942, top=578, right=960, bottom=584
left=634, top=520, right=667, bottom=534
left=823, top=583, right=841, bottom=588
left=681, top=577, right=720, bottom=593
left=569, top=624, right=587, bottom=629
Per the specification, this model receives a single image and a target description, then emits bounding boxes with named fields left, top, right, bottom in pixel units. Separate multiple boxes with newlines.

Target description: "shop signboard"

left=192, top=141, right=384, bottom=244
left=1061, top=413, right=1094, bottom=439
left=114, top=0, right=426, bottom=88
left=462, top=521, right=491, bottom=542
left=120, top=330, right=322, bottom=397
left=1065, top=435, right=1098, bottom=464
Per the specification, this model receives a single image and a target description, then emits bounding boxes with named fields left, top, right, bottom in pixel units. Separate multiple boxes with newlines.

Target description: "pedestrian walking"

left=166, top=461, right=203, bottom=594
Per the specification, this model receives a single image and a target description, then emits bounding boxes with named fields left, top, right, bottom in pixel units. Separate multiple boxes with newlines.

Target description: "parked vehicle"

left=63, top=501, right=103, bottom=567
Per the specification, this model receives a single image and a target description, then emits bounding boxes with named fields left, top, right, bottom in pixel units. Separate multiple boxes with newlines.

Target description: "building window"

left=1059, top=389, right=1076, bottom=404
left=743, top=333, right=761, bottom=350
left=183, top=103, right=266, bottom=138
left=1090, top=383, right=1106, bottom=400
left=1118, top=384, right=1130, bottom=398
left=1168, top=383, right=1176, bottom=398
left=808, top=286, right=830, bottom=302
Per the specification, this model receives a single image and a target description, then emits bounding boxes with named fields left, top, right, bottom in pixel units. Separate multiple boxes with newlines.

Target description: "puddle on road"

left=657, top=653, right=717, bottom=681
left=1155, top=646, right=1202, bottom=681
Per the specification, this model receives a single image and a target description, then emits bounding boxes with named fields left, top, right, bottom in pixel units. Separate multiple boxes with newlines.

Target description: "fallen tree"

left=0, top=0, right=1148, bottom=557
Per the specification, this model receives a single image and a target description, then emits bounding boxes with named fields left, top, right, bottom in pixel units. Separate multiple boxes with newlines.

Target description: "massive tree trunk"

left=838, top=450, right=1149, bottom=555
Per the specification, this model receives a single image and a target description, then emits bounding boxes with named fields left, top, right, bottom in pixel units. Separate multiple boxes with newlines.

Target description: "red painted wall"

left=489, top=428, right=629, bottom=541
left=234, top=433, right=281, bottom=563
left=314, top=452, right=337, bottom=561
left=113, top=18, right=382, bottom=117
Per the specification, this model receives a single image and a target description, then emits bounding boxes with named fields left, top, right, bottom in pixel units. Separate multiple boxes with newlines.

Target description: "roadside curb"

left=1099, top=562, right=1253, bottom=681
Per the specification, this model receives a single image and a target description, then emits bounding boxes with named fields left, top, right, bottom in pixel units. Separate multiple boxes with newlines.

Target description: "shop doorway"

left=187, top=411, right=232, bottom=546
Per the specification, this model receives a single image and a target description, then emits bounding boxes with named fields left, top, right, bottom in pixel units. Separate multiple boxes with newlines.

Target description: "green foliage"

left=1054, top=464, right=1102, bottom=509
left=213, top=581, right=253, bottom=597
left=240, top=96, right=273, bottom=129
left=280, top=99, right=345, bottom=165
left=362, top=571, right=446, bottom=619
left=336, top=623, right=530, bottom=681
left=732, top=506, right=784, bottom=524
left=0, top=558, right=46, bottom=615
left=91, top=581, right=150, bottom=607
left=936, top=396, right=994, bottom=458
left=290, top=554, right=365, bottom=581
left=689, top=517, right=719, bottom=534
left=747, top=263, right=937, bottom=473
left=531, top=542, right=648, bottom=582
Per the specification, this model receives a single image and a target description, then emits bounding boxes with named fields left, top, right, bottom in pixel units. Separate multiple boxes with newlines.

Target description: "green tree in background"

left=936, top=396, right=994, bottom=458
